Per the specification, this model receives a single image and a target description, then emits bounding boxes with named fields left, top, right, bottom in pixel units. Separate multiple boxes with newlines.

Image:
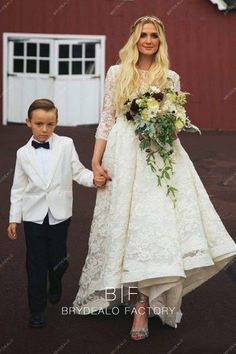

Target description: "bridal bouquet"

left=124, top=86, right=200, bottom=206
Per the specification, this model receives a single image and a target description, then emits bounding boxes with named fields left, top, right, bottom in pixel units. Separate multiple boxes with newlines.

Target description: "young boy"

left=7, top=99, right=106, bottom=328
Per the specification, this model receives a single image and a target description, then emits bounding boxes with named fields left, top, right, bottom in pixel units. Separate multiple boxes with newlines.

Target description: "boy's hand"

left=8, top=223, right=17, bottom=240
left=94, top=176, right=107, bottom=188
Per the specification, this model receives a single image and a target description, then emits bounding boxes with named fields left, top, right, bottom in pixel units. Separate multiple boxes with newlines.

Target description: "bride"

left=73, top=15, right=236, bottom=340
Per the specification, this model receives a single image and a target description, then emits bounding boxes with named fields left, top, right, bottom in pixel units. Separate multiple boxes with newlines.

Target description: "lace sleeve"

left=173, top=73, right=181, bottom=92
left=95, top=66, right=117, bottom=140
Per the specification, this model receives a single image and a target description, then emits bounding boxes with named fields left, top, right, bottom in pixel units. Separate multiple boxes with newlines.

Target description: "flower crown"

left=130, top=16, right=165, bottom=34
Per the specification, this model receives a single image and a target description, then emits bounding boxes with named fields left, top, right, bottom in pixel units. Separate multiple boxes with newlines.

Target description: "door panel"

left=8, top=76, right=54, bottom=123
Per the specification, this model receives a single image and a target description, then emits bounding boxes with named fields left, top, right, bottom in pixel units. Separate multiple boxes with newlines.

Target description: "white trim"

left=4, top=32, right=105, bottom=41
left=3, top=33, right=8, bottom=125
left=3, top=33, right=106, bottom=125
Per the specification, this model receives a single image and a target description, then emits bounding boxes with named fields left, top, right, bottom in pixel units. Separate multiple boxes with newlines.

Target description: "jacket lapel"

left=46, top=133, right=62, bottom=188
left=25, top=134, right=62, bottom=188
left=25, top=137, right=46, bottom=185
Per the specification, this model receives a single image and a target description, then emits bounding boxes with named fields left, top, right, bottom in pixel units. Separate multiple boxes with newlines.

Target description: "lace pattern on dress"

left=73, top=66, right=236, bottom=328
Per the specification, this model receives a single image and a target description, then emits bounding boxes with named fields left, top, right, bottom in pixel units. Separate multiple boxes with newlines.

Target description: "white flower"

left=136, top=99, right=143, bottom=105
left=176, top=106, right=187, bottom=121
left=141, top=108, right=150, bottom=121
left=162, top=101, right=176, bottom=113
left=150, top=105, right=160, bottom=116
left=150, top=86, right=161, bottom=94
left=175, top=118, right=185, bottom=130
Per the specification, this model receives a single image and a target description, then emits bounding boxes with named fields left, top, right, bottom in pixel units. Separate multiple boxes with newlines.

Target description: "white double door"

left=7, top=37, right=103, bottom=126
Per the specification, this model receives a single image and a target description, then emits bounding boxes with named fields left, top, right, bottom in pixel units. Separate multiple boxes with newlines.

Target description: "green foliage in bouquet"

left=124, top=86, right=200, bottom=206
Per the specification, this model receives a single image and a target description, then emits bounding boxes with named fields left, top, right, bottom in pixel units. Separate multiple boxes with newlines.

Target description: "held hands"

left=94, top=175, right=107, bottom=188
left=8, top=223, right=17, bottom=240
left=92, top=163, right=112, bottom=189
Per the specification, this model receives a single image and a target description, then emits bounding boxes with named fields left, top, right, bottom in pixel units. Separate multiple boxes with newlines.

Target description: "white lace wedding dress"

left=73, top=65, right=236, bottom=328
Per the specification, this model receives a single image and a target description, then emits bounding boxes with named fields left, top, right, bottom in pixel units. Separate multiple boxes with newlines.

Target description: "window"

left=12, top=41, right=50, bottom=74
left=58, top=43, right=96, bottom=75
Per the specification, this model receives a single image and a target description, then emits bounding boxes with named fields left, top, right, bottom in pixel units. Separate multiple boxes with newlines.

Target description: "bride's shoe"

left=130, top=292, right=149, bottom=341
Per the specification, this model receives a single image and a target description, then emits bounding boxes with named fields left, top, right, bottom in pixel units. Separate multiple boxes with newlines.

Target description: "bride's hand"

left=92, top=162, right=112, bottom=182
left=172, top=130, right=179, bottom=140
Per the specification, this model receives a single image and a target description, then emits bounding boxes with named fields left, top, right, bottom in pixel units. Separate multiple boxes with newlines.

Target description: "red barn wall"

left=0, top=0, right=236, bottom=130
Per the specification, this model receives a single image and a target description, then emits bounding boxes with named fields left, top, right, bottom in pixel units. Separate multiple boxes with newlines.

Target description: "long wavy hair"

left=113, top=16, right=170, bottom=113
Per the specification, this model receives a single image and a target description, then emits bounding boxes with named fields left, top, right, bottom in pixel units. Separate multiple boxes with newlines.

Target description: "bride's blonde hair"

left=113, top=16, right=170, bottom=112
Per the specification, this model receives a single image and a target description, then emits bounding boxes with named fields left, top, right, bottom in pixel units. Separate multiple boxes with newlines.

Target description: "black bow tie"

left=32, top=140, right=50, bottom=149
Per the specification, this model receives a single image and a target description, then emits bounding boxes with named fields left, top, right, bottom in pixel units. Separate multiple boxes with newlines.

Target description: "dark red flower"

left=126, top=111, right=133, bottom=120
left=130, top=99, right=139, bottom=114
left=153, top=92, right=164, bottom=101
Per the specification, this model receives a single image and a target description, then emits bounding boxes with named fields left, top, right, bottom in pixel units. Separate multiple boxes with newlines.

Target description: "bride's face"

left=137, top=23, right=160, bottom=57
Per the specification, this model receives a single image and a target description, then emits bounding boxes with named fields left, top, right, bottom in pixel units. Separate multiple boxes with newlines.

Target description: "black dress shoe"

left=29, top=312, right=45, bottom=328
left=48, top=278, right=62, bottom=304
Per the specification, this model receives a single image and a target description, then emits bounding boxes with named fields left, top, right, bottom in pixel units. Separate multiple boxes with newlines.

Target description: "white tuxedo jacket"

left=9, top=133, right=94, bottom=223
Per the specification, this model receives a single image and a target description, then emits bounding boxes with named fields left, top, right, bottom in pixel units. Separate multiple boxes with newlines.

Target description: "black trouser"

left=23, top=214, right=71, bottom=313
